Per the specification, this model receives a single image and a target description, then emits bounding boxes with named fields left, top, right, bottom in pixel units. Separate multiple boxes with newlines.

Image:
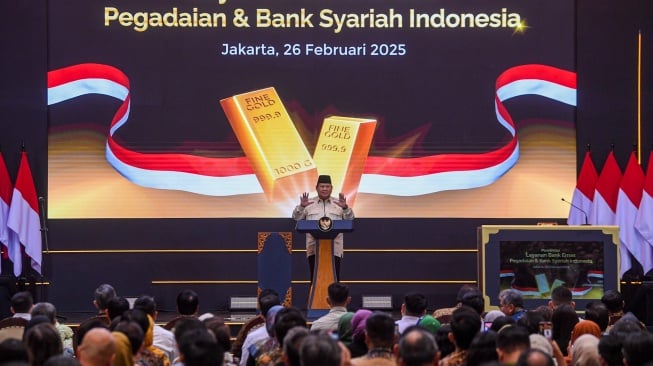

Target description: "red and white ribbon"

left=48, top=63, right=576, bottom=196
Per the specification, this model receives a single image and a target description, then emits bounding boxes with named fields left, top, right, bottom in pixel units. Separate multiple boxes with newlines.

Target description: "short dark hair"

left=203, top=317, right=232, bottom=352
left=461, top=292, right=484, bottom=316
left=601, top=290, right=624, bottom=313
left=584, top=301, right=609, bottom=331
left=300, top=332, right=341, bottom=366
left=466, top=330, right=499, bottom=366
left=516, top=349, right=554, bottom=366
left=450, top=306, right=482, bottom=350
left=327, top=283, right=349, bottom=305
left=23, top=323, right=63, bottom=366
left=112, top=319, right=144, bottom=355
left=496, top=325, right=530, bottom=354
left=173, top=317, right=204, bottom=343
left=133, top=295, right=157, bottom=316
left=398, top=327, right=438, bottom=366
left=598, top=333, right=624, bottom=366
left=273, top=307, right=307, bottom=345
left=11, top=291, right=33, bottom=313
left=31, top=302, right=57, bottom=324
left=365, top=312, right=396, bottom=349
left=93, top=284, right=116, bottom=310
left=74, top=319, right=108, bottom=352
left=404, top=292, right=428, bottom=316
left=259, top=292, right=281, bottom=317
left=178, top=328, right=224, bottom=366
left=622, top=331, right=653, bottom=366
left=551, top=286, right=572, bottom=306
left=106, top=297, right=130, bottom=322
left=516, top=311, right=545, bottom=335
left=282, top=326, right=309, bottom=366
left=0, top=338, right=28, bottom=363
left=177, top=289, right=199, bottom=315
left=456, top=285, right=481, bottom=302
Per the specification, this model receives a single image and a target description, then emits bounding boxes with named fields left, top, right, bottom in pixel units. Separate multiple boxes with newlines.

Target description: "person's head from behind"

left=489, top=316, right=516, bottom=333
left=434, top=324, right=455, bottom=359
left=111, top=316, right=145, bottom=356
left=44, top=355, right=81, bottom=366
left=496, top=325, right=530, bottom=365
left=598, top=332, right=625, bottom=366
left=173, top=317, right=205, bottom=344
left=622, top=331, right=653, bottom=366
left=403, top=292, right=428, bottom=317
left=601, top=290, right=624, bottom=314
left=456, top=285, right=481, bottom=304
left=499, top=289, right=524, bottom=316
left=106, top=297, right=130, bottom=323
left=327, top=282, right=351, bottom=307
left=515, top=348, right=554, bottom=366
left=77, top=327, right=116, bottom=366
left=177, top=289, right=200, bottom=316
left=10, top=291, right=33, bottom=314
left=74, top=319, right=109, bottom=354
left=178, top=328, right=224, bottom=366
left=31, top=302, right=57, bottom=324
left=460, top=292, right=484, bottom=316
left=93, top=284, right=116, bottom=312
left=449, top=306, right=481, bottom=351
left=516, top=311, right=545, bottom=335
left=273, top=307, right=307, bottom=345
left=584, top=301, right=609, bottom=332
left=300, top=332, right=341, bottom=366
left=23, top=322, right=63, bottom=366
left=465, top=330, right=498, bottom=366
left=549, top=286, right=574, bottom=309
left=133, top=295, right=157, bottom=318
left=365, top=312, right=396, bottom=349
left=397, top=326, right=439, bottom=366
left=203, top=317, right=232, bottom=354
left=0, top=338, right=29, bottom=364
left=282, top=326, right=309, bottom=366
left=258, top=290, right=281, bottom=317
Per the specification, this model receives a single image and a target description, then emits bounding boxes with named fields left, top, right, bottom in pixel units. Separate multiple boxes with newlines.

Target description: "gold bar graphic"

left=312, top=116, right=377, bottom=207
left=221, top=87, right=317, bottom=202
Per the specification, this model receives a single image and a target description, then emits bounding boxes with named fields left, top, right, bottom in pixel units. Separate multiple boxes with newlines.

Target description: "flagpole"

left=637, top=30, right=642, bottom=163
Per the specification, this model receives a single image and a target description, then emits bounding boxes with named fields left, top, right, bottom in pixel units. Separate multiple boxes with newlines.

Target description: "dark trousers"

left=308, top=255, right=341, bottom=283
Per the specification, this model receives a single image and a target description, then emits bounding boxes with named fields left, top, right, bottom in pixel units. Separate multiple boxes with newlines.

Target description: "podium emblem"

left=318, top=216, right=333, bottom=232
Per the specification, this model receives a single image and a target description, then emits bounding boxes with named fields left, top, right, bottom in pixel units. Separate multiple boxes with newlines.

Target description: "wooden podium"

left=296, top=219, right=353, bottom=319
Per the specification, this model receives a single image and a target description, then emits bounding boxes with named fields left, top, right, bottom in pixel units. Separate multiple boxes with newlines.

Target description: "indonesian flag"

left=589, top=151, right=622, bottom=226
left=0, top=151, right=18, bottom=274
left=635, top=150, right=653, bottom=273
left=568, top=151, right=598, bottom=225
left=7, top=152, right=42, bottom=275
left=616, top=152, right=650, bottom=275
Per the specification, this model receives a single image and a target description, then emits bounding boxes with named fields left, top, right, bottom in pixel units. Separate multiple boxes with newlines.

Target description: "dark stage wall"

left=1, top=0, right=653, bottom=318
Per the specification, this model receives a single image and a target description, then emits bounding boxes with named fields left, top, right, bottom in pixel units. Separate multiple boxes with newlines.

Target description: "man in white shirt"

left=395, top=292, right=428, bottom=335
left=310, top=282, right=351, bottom=332
left=10, top=291, right=33, bottom=321
left=239, top=292, right=282, bottom=366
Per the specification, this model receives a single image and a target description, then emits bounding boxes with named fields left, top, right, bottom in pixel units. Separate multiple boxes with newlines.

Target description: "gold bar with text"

left=221, top=87, right=317, bottom=202
left=312, top=116, right=377, bottom=207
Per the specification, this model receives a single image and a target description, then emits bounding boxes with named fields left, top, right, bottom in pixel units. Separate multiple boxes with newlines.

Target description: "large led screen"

left=47, top=0, right=576, bottom=218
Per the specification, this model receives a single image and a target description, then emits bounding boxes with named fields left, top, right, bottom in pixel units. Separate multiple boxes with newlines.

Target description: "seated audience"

left=397, top=326, right=439, bottom=366
left=495, top=325, right=530, bottom=365
left=515, top=349, right=555, bottom=366
left=31, top=302, right=74, bottom=355
left=551, top=304, right=578, bottom=356
left=622, top=331, right=653, bottom=366
left=439, top=306, right=481, bottom=366
left=348, top=309, right=372, bottom=358
left=280, top=326, right=309, bottom=366
left=76, top=327, right=116, bottom=366
left=600, top=290, right=625, bottom=329
left=396, top=292, right=429, bottom=335
left=134, top=295, right=177, bottom=362
left=499, top=289, right=526, bottom=321
left=23, top=322, right=63, bottom=366
left=583, top=302, right=609, bottom=333
left=569, top=334, right=600, bottom=366
left=232, top=289, right=279, bottom=361
left=351, top=312, right=396, bottom=366
left=164, top=289, right=200, bottom=331
left=311, top=283, right=351, bottom=332
left=465, top=330, right=498, bottom=366
left=300, top=332, right=342, bottom=366
left=432, top=285, right=481, bottom=324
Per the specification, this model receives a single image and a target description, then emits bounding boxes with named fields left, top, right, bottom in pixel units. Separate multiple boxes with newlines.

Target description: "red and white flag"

left=635, top=150, right=653, bottom=273
left=589, top=151, right=622, bottom=226
left=568, top=151, right=598, bottom=225
left=7, top=151, right=42, bottom=275
left=616, top=152, right=650, bottom=275
left=0, top=151, right=18, bottom=275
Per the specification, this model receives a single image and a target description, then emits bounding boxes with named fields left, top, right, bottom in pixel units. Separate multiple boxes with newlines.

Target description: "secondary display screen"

left=47, top=0, right=576, bottom=218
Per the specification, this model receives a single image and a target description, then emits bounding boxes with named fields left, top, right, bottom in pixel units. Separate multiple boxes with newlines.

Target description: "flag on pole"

left=568, top=151, right=598, bottom=225
left=7, top=151, right=42, bottom=275
left=589, top=151, right=622, bottom=226
left=0, top=151, right=15, bottom=274
left=635, top=150, right=653, bottom=274
left=616, top=152, right=651, bottom=275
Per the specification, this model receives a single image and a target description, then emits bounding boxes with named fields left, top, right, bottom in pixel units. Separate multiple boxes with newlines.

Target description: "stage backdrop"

left=47, top=0, right=576, bottom=219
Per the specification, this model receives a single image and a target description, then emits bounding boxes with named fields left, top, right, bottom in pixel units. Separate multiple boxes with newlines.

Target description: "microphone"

left=561, top=198, right=590, bottom=225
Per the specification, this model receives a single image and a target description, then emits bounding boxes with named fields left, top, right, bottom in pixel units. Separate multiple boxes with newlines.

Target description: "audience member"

left=597, top=332, right=624, bottom=366
left=416, top=315, right=441, bottom=335
left=495, top=325, right=530, bottom=365
left=32, top=302, right=74, bottom=355
left=232, top=289, right=280, bottom=360
left=517, top=311, right=546, bottom=335
left=348, top=309, right=372, bottom=358
left=281, top=326, right=309, bottom=366
left=396, top=292, right=429, bottom=335
left=44, top=355, right=81, bottom=366
left=488, top=316, right=515, bottom=333
left=569, top=334, right=600, bottom=366
left=434, top=325, right=454, bottom=360
left=465, top=330, right=498, bottom=366
left=311, top=283, right=351, bottom=332
left=111, top=331, right=135, bottom=366
left=600, top=290, right=625, bottom=328
left=74, top=318, right=109, bottom=354
left=203, top=317, right=236, bottom=365
left=439, top=306, right=481, bottom=366
left=177, top=327, right=223, bottom=366
left=92, top=284, right=116, bottom=325
left=106, top=297, right=130, bottom=323
left=337, top=312, right=355, bottom=346
left=482, top=310, right=505, bottom=328
left=432, top=285, right=481, bottom=324
left=251, top=306, right=307, bottom=366
left=397, top=326, right=439, bottom=366
left=460, top=292, right=484, bottom=318
left=0, top=338, right=29, bottom=363
left=499, top=289, right=526, bottom=322
left=164, top=289, right=200, bottom=331
left=566, top=319, right=601, bottom=360
left=23, top=322, right=63, bottom=366
left=584, top=302, right=609, bottom=333
left=134, top=295, right=178, bottom=363
left=515, top=349, right=554, bottom=366
left=622, top=331, right=653, bottom=366
left=351, top=312, right=396, bottom=366
left=77, top=328, right=116, bottom=366
left=551, top=304, right=578, bottom=356
left=549, top=286, right=575, bottom=310
left=300, top=332, right=342, bottom=366
left=2, top=291, right=33, bottom=322
left=240, top=301, right=283, bottom=366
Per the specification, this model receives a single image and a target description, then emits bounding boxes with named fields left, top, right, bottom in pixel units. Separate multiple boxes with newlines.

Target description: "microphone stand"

left=37, top=196, right=49, bottom=301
